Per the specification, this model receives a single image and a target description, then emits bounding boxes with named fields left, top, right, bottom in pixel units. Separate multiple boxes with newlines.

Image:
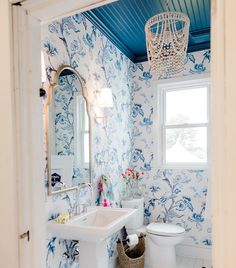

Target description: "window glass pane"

left=84, top=102, right=89, bottom=131
left=84, top=133, right=90, bottom=164
left=77, top=96, right=84, bottom=130
left=166, top=127, right=207, bottom=163
left=166, top=87, right=208, bottom=125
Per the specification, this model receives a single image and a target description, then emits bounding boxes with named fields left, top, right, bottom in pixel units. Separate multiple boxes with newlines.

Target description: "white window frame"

left=155, top=75, right=211, bottom=169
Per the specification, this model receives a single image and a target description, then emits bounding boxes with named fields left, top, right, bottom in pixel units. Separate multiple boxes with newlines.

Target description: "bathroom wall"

left=130, top=50, right=212, bottom=247
left=0, top=2, right=19, bottom=267
left=42, top=11, right=212, bottom=267
left=42, top=14, right=134, bottom=268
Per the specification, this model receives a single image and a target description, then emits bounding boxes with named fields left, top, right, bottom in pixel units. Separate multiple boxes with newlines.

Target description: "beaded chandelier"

left=145, top=9, right=190, bottom=77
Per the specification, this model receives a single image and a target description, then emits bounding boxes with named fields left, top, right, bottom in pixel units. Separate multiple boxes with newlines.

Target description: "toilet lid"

left=146, top=223, right=185, bottom=236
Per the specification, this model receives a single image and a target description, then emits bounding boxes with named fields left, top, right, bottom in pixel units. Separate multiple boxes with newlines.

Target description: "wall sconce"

left=95, top=87, right=113, bottom=125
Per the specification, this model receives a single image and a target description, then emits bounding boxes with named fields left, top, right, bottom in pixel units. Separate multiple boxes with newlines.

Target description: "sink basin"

left=47, top=206, right=137, bottom=242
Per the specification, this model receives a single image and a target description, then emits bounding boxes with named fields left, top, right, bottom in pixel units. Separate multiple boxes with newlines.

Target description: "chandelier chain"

left=164, top=0, right=171, bottom=11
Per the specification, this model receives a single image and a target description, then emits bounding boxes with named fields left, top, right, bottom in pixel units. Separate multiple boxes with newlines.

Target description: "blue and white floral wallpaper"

left=42, top=13, right=133, bottom=268
left=53, top=74, right=79, bottom=157
left=42, top=11, right=211, bottom=268
left=130, top=50, right=211, bottom=247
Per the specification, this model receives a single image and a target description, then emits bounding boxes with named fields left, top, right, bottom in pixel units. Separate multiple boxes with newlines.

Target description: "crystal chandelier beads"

left=145, top=11, right=190, bottom=77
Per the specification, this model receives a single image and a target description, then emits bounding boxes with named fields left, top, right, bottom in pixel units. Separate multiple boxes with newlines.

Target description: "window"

left=156, top=78, right=210, bottom=168
left=76, top=96, right=90, bottom=168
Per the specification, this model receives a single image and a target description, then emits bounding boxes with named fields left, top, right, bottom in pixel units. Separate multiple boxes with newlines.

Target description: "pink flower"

left=103, top=198, right=108, bottom=207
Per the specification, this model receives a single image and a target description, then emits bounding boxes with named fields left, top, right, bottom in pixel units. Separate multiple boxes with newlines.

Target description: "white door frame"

left=10, top=1, right=121, bottom=268
left=211, top=0, right=236, bottom=267
left=12, top=6, right=46, bottom=268
left=10, top=0, right=117, bottom=23
left=7, top=0, right=236, bottom=267
left=0, top=1, right=19, bottom=268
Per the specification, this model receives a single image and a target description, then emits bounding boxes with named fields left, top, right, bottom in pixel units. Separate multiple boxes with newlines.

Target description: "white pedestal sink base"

left=47, top=207, right=137, bottom=268
left=80, top=240, right=109, bottom=268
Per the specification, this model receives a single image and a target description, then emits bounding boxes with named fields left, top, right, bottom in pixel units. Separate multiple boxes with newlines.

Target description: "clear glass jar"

left=132, top=180, right=142, bottom=198
left=122, top=182, right=133, bottom=200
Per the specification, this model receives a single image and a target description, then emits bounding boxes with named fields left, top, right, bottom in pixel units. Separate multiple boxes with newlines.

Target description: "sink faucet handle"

left=53, top=181, right=67, bottom=191
left=87, top=182, right=93, bottom=188
left=81, top=203, right=89, bottom=213
left=68, top=208, right=73, bottom=218
left=71, top=201, right=80, bottom=216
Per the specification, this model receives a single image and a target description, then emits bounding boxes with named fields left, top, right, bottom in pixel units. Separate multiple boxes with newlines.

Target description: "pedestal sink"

left=47, top=206, right=137, bottom=268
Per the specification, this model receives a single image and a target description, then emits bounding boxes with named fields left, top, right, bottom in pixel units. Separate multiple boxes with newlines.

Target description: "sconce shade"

left=97, top=88, right=113, bottom=108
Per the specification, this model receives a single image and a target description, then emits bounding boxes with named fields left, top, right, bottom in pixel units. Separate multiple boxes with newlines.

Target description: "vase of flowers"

left=121, top=167, right=144, bottom=200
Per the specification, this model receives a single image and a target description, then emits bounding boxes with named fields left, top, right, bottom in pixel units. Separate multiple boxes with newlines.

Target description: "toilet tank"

left=121, top=198, right=144, bottom=230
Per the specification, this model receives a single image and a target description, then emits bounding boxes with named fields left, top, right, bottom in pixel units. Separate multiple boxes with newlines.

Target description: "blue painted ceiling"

left=83, top=0, right=210, bottom=63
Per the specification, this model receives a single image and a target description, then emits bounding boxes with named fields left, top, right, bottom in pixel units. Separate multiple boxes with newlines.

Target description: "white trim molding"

left=211, top=1, right=236, bottom=267
left=0, top=1, right=19, bottom=268
left=18, top=0, right=117, bottom=23
left=176, top=243, right=212, bottom=261
left=12, top=6, right=46, bottom=268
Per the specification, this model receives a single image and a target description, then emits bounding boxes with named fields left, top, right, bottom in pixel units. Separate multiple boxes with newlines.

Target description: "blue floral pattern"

left=43, top=13, right=133, bottom=268
left=130, top=50, right=211, bottom=247
left=43, top=10, right=211, bottom=268
left=52, top=74, right=90, bottom=184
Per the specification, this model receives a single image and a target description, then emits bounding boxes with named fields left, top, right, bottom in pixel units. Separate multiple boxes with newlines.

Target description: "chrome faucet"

left=71, top=182, right=93, bottom=216
left=53, top=181, right=67, bottom=191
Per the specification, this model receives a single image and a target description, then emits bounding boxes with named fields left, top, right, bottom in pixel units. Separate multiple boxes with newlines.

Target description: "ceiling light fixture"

left=145, top=0, right=190, bottom=77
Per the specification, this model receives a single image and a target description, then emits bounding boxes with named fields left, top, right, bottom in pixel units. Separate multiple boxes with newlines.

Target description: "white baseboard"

left=176, top=243, right=212, bottom=260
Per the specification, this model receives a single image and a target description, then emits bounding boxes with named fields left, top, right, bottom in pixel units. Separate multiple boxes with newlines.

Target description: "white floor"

left=118, top=256, right=212, bottom=268
left=177, top=256, right=212, bottom=268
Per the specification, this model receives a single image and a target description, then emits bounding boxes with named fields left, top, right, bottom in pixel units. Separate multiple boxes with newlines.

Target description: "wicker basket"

left=117, top=233, right=145, bottom=268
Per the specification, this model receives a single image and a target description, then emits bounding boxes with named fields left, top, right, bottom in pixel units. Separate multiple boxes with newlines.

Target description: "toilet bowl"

left=121, top=198, right=185, bottom=268
left=146, top=222, right=185, bottom=268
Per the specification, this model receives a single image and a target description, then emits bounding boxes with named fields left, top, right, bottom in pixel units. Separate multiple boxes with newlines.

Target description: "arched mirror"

left=47, top=66, right=91, bottom=195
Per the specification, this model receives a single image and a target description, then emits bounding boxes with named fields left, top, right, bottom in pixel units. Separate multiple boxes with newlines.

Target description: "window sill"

left=157, top=164, right=209, bottom=170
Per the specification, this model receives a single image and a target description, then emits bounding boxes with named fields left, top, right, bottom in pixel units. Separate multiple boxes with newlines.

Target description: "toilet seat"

left=146, top=222, right=185, bottom=237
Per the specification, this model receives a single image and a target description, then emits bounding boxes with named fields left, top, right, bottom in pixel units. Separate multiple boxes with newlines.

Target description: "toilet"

left=121, top=198, right=185, bottom=268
